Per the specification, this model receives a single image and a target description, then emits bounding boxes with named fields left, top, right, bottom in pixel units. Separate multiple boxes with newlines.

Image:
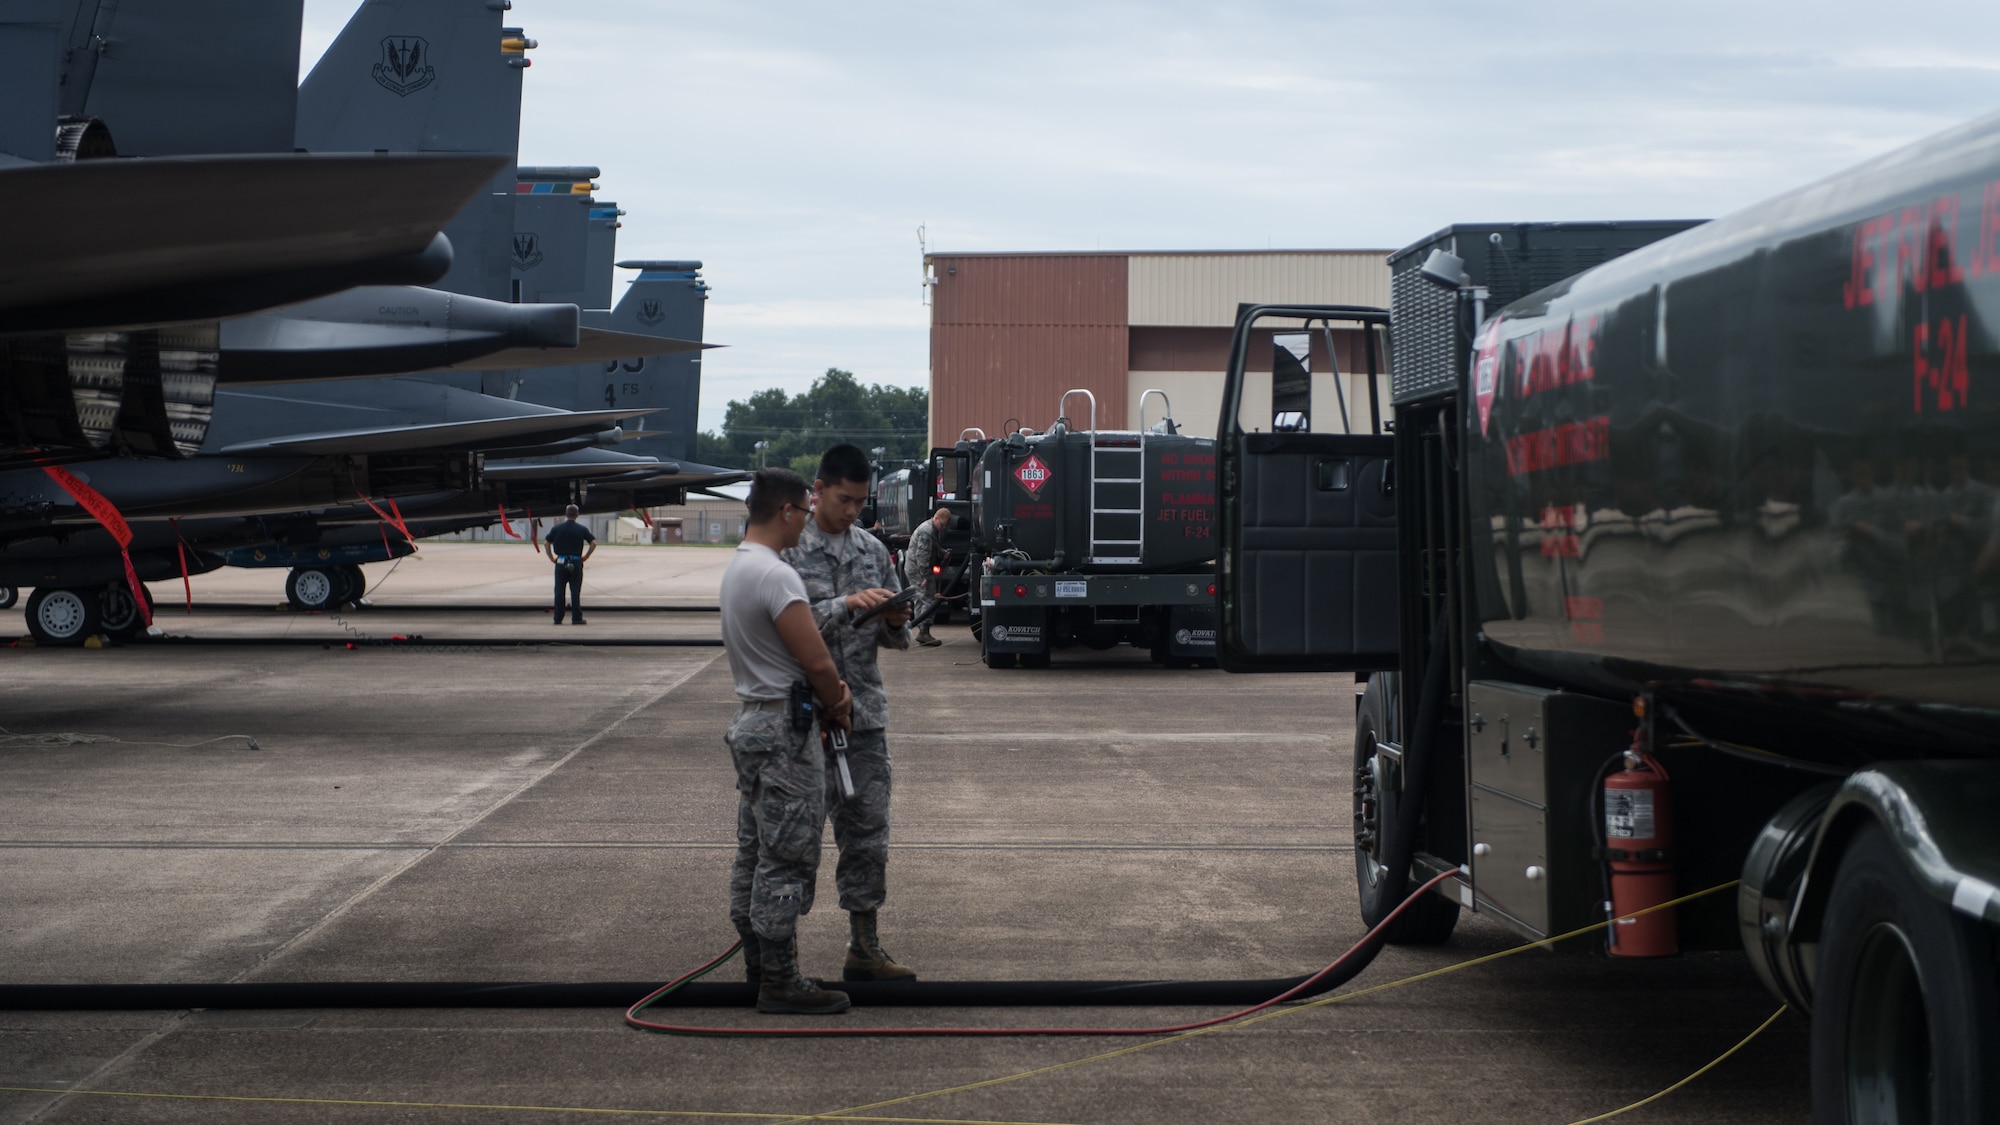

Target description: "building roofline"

left=926, top=248, right=1394, bottom=260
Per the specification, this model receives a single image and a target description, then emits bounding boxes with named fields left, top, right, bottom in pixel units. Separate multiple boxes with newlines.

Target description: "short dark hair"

left=747, top=467, right=809, bottom=524
left=816, top=443, right=873, bottom=487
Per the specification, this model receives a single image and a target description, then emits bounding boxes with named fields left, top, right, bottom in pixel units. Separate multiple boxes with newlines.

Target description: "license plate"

left=1055, top=581, right=1087, bottom=598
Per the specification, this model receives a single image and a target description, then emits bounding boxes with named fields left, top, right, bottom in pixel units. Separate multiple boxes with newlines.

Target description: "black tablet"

left=849, top=586, right=917, bottom=627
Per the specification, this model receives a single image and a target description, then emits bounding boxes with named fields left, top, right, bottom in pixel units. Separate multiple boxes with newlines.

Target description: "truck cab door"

left=1217, top=304, right=1399, bottom=672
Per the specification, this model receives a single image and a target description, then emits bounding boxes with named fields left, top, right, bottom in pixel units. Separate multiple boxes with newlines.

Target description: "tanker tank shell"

left=977, top=429, right=1217, bottom=573
left=1467, top=111, right=2000, bottom=736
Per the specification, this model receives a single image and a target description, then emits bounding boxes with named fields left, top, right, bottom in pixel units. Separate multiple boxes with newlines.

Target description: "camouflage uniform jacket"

left=782, top=520, right=909, bottom=731
left=904, top=519, right=941, bottom=587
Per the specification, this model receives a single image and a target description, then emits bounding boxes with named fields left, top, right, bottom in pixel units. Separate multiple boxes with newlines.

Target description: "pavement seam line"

left=227, top=651, right=723, bottom=984
left=22, top=654, right=723, bottom=1124
left=0, top=1086, right=1079, bottom=1124
left=18, top=1015, right=192, bottom=1125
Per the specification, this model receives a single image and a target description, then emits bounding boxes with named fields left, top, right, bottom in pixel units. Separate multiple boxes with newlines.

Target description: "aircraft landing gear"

left=99, top=583, right=154, bottom=641
left=341, top=564, right=367, bottom=603
left=285, top=566, right=344, bottom=612
left=25, top=587, right=101, bottom=647
left=0, top=584, right=17, bottom=610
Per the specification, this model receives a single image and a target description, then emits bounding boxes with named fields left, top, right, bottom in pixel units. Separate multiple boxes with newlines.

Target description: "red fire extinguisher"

left=1603, top=746, right=1676, bottom=957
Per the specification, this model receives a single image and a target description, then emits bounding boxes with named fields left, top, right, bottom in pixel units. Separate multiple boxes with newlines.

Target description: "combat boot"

left=843, top=910, right=917, bottom=981
left=756, top=936, right=851, bottom=1014
left=735, top=927, right=762, bottom=984
left=915, top=627, right=940, bottom=647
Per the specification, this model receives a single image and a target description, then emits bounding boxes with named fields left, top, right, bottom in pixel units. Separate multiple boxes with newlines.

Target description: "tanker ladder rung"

left=1089, top=419, right=1147, bottom=566
left=1091, top=557, right=1141, bottom=566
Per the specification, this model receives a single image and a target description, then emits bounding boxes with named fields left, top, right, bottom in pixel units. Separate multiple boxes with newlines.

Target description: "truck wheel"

left=1353, top=685, right=1460, bottom=944
left=25, top=587, right=101, bottom=647
left=99, top=583, right=154, bottom=640
left=0, top=584, right=16, bottom=610
left=285, top=567, right=340, bottom=611
left=1810, top=823, right=2000, bottom=1123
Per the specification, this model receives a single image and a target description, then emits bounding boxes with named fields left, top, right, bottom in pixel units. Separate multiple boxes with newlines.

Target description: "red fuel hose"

left=626, top=867, right=1462, bottom=1037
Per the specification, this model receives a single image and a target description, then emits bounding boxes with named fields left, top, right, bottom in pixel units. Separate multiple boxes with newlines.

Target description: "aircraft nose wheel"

left=0, top=584, right=17, bottom=610
left=25, top=587, right=101, bottom=647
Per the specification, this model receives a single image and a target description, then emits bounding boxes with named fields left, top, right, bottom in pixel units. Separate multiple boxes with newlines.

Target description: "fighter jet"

left=0, top=1, right=517, bottom=461
left=0, top=0, right=744, bottom=639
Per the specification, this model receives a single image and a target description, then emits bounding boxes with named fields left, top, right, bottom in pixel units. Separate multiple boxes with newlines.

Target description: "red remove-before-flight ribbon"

left=499, top=505, right=522, bottom=539
left=41, top=465, right=151, bottom=628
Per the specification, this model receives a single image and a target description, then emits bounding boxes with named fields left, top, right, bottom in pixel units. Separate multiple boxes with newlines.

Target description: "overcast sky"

left=302, top=2, right=1998, bottom=434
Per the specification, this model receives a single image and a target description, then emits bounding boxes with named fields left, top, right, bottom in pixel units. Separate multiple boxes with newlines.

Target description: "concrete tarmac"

left=0, top=546, right=1809, bottom=1124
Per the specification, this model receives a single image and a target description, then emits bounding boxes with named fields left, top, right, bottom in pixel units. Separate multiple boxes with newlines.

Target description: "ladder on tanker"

left=1064, top=388, right=1174, bottom=568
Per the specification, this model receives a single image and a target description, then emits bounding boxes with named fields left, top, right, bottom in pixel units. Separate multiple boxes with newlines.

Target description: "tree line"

left=695, top=368, right=929, bottom=478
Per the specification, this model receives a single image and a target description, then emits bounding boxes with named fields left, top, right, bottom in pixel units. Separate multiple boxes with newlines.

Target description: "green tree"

left=701, top=369, right=929, bottom=473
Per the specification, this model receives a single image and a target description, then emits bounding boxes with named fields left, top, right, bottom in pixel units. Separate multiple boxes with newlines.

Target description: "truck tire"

left=1810, top=822, right=2000, bottom=1124
left=1353, top=685, right=1460, bottom=944
left=25, top=587, right=100, bottom=647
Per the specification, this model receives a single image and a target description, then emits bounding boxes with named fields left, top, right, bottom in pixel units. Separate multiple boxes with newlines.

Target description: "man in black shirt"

left=543, top=504, right=596, bottom=624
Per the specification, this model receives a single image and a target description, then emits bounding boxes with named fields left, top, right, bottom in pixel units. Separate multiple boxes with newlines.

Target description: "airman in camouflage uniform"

left=783, top=443, right=920, bottom=982
left=720, top=467, right=854, bottom=1015
left=904, top=506, right=951, bottom=646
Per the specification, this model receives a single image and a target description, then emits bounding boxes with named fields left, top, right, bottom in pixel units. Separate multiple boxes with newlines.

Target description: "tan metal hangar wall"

left=1126, top=250, right=1392, bottom=327
left=927, top=253, right=1129, bottom=446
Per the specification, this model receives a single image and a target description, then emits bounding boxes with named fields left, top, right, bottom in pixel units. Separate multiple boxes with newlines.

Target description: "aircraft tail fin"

left=500, top=261, right=708, bottom=463
left=2, top=0, right=301, bottom=160
left=296, top=0, right=532, bottom=301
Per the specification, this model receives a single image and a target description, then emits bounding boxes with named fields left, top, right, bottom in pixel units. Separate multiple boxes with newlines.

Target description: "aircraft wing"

left=215, top=408, right=656, bottom=456
left=0, top=152, right=506, bottom=335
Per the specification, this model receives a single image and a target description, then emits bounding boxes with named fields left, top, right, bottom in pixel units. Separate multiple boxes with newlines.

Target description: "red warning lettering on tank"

left=1505, top=416, right=1610, bottom=476
left=1013, top=455, right=1051, bottom=496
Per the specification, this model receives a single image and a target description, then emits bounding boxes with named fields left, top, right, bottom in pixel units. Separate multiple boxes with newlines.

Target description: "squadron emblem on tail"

left=373, top=36, right=436, bottom=96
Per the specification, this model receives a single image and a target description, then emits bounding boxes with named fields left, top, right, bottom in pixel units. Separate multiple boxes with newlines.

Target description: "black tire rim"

left=1353, top=726, right=1388, bottom=891
left=1845, top=920, right=1933, bottom=1124
left=36, top=590, right=90, bottom=640
left=101, top=587, right=137, bottom=632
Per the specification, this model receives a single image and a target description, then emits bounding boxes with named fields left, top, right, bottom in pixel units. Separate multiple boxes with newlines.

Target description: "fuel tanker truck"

left=975, top=389, right=1220, bottom=667
left=1217, top=114, right=2000, bottom=1120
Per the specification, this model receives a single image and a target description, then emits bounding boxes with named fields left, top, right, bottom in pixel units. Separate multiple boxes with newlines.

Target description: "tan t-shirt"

left=719, top=541, right=809, bottom=702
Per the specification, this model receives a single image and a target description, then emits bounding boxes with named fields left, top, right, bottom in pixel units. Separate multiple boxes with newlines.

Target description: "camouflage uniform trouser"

left=726, top=708, right=825, bottom=942
left=904, top=568, right=935, bottom=629
left=825, top=726, right=891, bottom=912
